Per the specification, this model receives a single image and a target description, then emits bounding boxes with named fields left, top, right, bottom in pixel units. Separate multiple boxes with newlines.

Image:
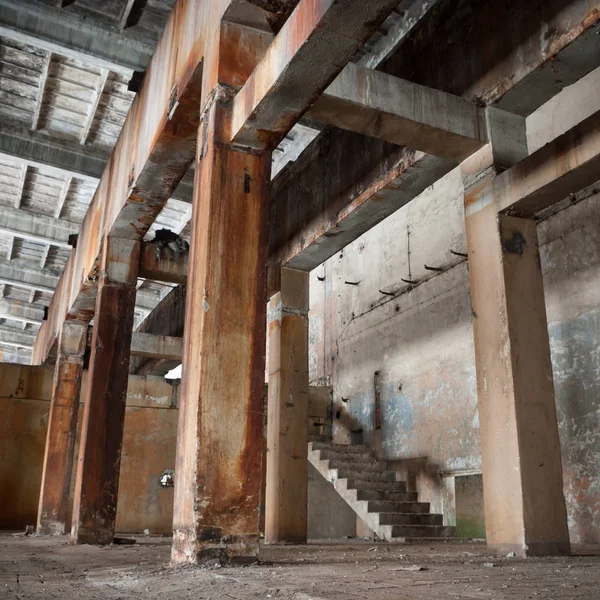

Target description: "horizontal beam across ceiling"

left=0, top=123, right=195, bottom=202
left=307, top=63, right=487, bottom=163
left=0, top=205, right=78, bottom=249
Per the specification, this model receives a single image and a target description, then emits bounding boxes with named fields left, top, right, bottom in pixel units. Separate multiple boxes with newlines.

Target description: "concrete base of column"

left=172, top=532, right=260, bottom=565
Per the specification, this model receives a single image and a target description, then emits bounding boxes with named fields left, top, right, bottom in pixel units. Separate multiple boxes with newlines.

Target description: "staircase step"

left=374, top=504, right=431, bottom=518
left=390, top=525, right=456, bottom=539
left=356, top=488, right=411, bottom=501
left=336, top=469, right=396, bottom=482
left=317, top=450, right=375, bottom=462
left=327, top=460, right=386, bottom=472
left=367, top=499, right=429, bottom=513
left=310, top=442, right=370, bottom=454
left=346, top=478, right=407, bottom=491
left=378, top=512, right=443, bottom=525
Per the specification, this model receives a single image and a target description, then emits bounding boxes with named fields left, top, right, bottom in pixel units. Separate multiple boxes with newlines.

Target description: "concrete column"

left=36, top=320, right=87, bottom=535
left=71, top=237, right=140, bottom=544
left=265, top=268, right=309, bottom=544
left=465, top=189, right=569, bottom=556
left=171, top=94, right=270, bottom=563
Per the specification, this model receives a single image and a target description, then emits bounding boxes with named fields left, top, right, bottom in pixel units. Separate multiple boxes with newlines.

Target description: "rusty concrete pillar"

left=465, top=180, right=569, bottom=556
left=171, top=97, right=270, bottom=564
left=36, top=320, right=87, bottom=535
left=170, top=21, right=272, bottom=566
left=71, top=237, right=140, bottom=545
left=265, top=267, right=309, bottom=544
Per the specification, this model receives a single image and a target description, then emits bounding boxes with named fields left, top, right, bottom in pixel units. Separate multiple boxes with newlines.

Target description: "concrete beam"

left=0, top=345, right=31, bottom=364
left=0, top=122, right=108, bottom=182
left=0, top=327, right=36, bottom=348
left=307, top=63, right=487, bottom=162
left=138, top=240, right=188, bottom=284
left=0, top=0, right=154, bottom=74
left=269, top=129, right=454, bottom=272
left=129, top=285, right=186, bottom=377
left=382, top=0, right=600, bottom=118
left=231, top=0, right=400, bottom=150
left=0, top=205, right=78, bottom=249
left=0, top=123, right=195, bottom=202
left=467, top=110, right=600, bottom=218
left=0, top=298, right=45, bottom=325
left=130, top=332, right=183, bottom=361
left=358, top=0, right=440, bottom=70
left=0, top=259, right=58, bottom=294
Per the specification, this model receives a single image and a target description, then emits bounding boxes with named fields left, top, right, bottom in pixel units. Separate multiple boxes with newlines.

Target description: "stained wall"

left=0, top=364, right=178, bottom=534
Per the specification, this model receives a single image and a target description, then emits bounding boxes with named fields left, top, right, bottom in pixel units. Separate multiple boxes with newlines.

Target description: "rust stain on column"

left=171, top=87, right=269, bottom=564
left=37, top=321, right=87, bottom=536
left=71, top=238, right=141, bottom=545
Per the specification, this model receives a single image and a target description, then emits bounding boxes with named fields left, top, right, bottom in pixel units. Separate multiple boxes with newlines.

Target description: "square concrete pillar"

left=265, top=267, right=309, bottom=544
left=37, top=320, right=87, bottom=535
left=170, top=21, right=273, bottom=566
left=71, top=237, right=140, bottom=545
left=170, top=103, right=270, bottom=565
left=465, top=186, right=569, bottom=556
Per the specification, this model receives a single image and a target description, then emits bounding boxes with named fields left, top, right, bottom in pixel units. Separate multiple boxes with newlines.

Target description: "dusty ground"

left=1, top=535, right=599, bottom=599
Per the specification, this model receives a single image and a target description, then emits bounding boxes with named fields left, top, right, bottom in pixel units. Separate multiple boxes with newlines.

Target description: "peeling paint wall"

left=309, top=68, right=600, bottom=544
left=0, top=365, right=177, bottom=534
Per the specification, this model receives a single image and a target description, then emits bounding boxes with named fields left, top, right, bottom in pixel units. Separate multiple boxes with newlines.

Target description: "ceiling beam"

left=0, top=121, right=195, bottom=201
left=130, top=332, right=183, bottom=361
left=0, top=258, right=59, bottom=294
left=269, top=130, right=454, bottom=271
left=230, top=0, right=400, bottom=150
left=0, top=204, right=78, bottom=249
left=138, top=239, right=188, bottom=284
left=0, top=326, right=36, bottom=348
left=0, top=345, right=32, bottom=364
left=0, top=0, right=154, bottom=74
left=0, top=122, right=106, bottom=182
left=467, top=109, right=600, bottom=218
left=129, top=285, right=185, bottom=375
left=307, top=63, right=487, bottom=163
left=358, top=0, right=440, bottom=70
left=0, top=298, right=45, bottom=326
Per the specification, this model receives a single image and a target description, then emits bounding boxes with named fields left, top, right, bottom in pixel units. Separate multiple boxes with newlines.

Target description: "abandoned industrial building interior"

left=0, top=0, right=600, bottom=597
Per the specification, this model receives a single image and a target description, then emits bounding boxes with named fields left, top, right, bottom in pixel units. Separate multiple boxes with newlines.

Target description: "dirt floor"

left=1, top=535, right=599, bottom=600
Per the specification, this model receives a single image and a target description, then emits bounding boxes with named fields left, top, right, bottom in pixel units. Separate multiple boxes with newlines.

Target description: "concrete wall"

left=0, top=364, right=177, bottom=534
left=309, top=68, right=600, bottom=544
left=0, top=365, right=53, bottom=530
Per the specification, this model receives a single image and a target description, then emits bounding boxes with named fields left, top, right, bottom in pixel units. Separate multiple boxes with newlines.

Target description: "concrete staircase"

left=308, top=440, right=455, bottom=542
